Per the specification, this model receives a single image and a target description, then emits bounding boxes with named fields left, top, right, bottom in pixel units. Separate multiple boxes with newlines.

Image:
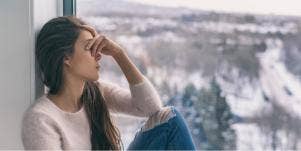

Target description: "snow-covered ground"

left=223, top=38, right=301, bottom=149
left=259, top=38, right=301, bottom=116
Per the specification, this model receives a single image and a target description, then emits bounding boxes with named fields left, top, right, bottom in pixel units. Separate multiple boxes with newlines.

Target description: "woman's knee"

left=141, top=106, right=176, bottom=132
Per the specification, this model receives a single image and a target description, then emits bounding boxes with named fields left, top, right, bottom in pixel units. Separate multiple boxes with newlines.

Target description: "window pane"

left=77, top=0, right=301, bottom=149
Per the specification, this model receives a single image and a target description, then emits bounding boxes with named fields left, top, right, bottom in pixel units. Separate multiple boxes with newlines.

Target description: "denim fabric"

left=127, top=106, right=196, bottom=150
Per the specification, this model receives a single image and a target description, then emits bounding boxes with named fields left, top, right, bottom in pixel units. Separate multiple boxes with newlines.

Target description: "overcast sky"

left=126, top=0, right=301, bottom=16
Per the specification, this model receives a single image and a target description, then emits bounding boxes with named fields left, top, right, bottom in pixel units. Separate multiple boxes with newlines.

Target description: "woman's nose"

left=95, top=51, right=102, bottom=61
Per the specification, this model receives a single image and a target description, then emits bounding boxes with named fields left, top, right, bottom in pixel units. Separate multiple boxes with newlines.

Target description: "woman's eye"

left=84, top=39, right=92, bottom=50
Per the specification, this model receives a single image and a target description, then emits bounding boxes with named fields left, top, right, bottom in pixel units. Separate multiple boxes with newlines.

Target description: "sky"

left=126, top=0, right=301, bottom=16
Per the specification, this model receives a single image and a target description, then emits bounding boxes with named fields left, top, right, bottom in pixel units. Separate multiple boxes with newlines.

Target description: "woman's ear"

left=63, top=56, right=72, bottom=67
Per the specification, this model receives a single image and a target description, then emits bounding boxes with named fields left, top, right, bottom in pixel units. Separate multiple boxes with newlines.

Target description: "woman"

left=21, top=16, right=196, bottom=150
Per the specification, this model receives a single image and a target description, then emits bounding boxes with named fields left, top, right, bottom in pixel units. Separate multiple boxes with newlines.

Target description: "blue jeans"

left=127, top=106, right=196, bottom=150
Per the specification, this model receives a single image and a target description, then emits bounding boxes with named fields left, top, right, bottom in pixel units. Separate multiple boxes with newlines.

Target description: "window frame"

left=63, top=0, right=76, bottom=16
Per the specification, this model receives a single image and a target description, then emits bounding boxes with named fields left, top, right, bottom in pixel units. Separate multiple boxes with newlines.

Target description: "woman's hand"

left=83, top=25, right=124, bottom=57
left=81, top=25, right=144, bottom=85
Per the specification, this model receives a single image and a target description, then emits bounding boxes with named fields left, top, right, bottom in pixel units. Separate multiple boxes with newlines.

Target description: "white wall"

left=0, top=0, right=61, bottom=149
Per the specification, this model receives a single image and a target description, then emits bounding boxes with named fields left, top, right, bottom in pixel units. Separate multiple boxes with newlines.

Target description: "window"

left=76, top=0, right=301, bottom=149
left=63, top=0, right=76, bottom=16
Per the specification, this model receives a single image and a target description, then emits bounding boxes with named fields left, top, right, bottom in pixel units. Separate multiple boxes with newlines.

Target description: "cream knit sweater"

left=21, top=76, right=163, bottom=150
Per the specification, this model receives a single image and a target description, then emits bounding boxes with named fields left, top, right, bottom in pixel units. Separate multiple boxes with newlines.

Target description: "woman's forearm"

left=113, top=50, right=144, bottom=85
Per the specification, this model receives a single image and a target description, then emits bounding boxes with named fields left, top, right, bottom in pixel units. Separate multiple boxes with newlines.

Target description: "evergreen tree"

left=168, top=80, right=236, bottom=150
left=194, top=79, right=236, bottom=149
left=182, top=83, right=197, bottom=107
left=181, top=83, right=207, bottom=149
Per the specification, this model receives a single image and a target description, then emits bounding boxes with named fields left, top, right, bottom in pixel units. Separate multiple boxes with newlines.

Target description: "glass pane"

left=77, top=0, right=301, bottom=149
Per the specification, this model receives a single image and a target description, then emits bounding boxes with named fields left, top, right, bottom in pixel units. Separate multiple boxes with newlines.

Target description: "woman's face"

left=65, top=29, right=101, bottom=81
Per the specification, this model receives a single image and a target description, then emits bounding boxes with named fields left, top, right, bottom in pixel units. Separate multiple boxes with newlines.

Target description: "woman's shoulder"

left=21, top=96, right=61, bottom=148
left=22, top=95, right=57, bottom=125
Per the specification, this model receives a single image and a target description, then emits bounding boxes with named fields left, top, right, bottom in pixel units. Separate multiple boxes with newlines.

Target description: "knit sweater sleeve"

left=21, top=110, right=62, bottom=150
left=96, top=76, right=163, bottom=117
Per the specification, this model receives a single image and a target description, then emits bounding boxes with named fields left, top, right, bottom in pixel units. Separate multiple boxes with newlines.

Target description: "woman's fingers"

left=81, top=25, right=97, bottom=37
left=96, top=37, right=107, bottom=54
left=85, top=35, right=107, bottom=56
left=91, top=35, right=105, bottom=56
left=85, top=35, right=99, bottom=50
left=82, top=25, right=119, bottom=57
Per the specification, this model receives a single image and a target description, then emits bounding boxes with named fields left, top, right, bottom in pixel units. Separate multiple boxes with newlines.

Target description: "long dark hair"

left=35, top=16, right=122, bottom=150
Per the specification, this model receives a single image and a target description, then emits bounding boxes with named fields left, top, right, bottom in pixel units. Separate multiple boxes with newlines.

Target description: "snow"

left=221, top=38, right=301, bottom=149
left=233, top=123, right=266, bottom=150
left=192, top=21, right=298, bottom=34
left=258, top=38, right=301, bottom=117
